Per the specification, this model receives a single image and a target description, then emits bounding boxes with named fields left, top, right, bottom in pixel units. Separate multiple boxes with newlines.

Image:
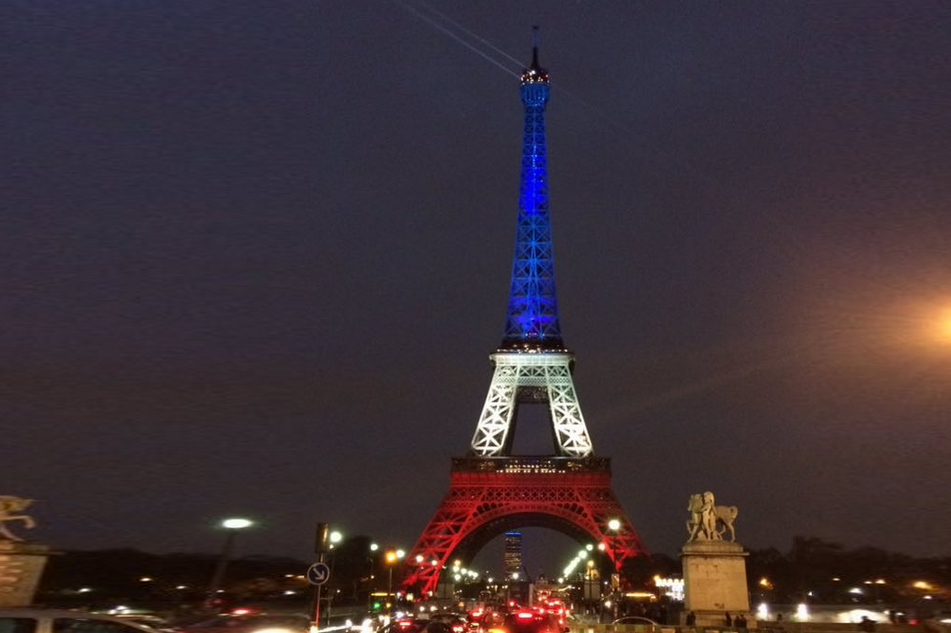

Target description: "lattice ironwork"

left=404, top=44, right=646, bottom=597
left=404, top=458, right=645, bottom=596
left=501, top=47, right=562, bottom=351
left=469, top=352, right=593, bottom=457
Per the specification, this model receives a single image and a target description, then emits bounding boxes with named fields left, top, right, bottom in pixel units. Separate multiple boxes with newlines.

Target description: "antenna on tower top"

left=521, top=25, right=548, bottom=84
left=531, top=25, right=540, bottom=69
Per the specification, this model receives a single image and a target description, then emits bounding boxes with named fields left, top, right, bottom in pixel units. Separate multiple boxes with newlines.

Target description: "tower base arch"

left=404, top=456, right=646, bottom=596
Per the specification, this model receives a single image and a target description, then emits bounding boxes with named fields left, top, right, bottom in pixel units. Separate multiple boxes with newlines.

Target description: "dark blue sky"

left=4, top=0, right=951, bottom=573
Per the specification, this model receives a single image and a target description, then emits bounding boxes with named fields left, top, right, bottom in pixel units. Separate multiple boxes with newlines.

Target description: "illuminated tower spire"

left=469, top=35, right=593, bottom=457
left=501, top=27, right=562, bottom=351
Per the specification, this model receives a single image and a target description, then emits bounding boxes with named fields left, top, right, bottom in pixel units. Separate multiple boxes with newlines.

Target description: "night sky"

left=4, top=1, right=951, bottom=574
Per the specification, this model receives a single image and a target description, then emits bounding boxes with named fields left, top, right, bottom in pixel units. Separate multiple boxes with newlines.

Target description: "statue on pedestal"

left=0, top=496, right=49, bottom=608
left=686, top=492, right=739, bottom=543
left=682, top=491, right=750, bottom=624
left=0, top=496, right=36, bottom=542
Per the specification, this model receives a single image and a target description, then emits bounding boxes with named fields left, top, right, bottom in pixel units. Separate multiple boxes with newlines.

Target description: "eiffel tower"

left=404, top=37, right=646, bottom=597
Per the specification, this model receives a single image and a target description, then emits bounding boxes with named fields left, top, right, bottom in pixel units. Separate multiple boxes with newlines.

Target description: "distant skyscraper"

left=504, top=531, right=523, bottom=577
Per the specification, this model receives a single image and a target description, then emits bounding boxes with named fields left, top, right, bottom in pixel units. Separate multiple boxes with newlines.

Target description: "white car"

left=0, top=608, right=162, bottom=633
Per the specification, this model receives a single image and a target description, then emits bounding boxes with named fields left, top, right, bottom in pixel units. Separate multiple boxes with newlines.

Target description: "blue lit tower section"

left=502, top=45, right=562, bottom=351
left=469, top=40, right=594, bottom=458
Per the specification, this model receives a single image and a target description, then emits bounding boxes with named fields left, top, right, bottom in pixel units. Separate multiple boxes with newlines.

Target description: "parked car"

left=0, top=608, right=163, bottom=633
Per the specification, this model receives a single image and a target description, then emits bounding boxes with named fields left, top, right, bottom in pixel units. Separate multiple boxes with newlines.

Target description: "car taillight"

left=517, top=612, right=534, bottom=620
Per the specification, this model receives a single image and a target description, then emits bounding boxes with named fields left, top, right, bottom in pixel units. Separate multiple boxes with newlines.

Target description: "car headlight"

left=253, top=627, right=297, bottom=633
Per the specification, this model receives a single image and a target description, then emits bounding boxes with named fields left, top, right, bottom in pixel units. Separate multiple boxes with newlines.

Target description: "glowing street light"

left=606, top=518, right=621, bottom=572
left=384, top=548, right=405, bottom=612
left=605, top=519, right=622, bottom=621
left=206, top=517, right=254, bottom=609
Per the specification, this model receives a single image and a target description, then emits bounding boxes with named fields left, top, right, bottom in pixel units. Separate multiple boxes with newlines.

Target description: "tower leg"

left=403, top=458, right=645, bottom=596
left=470, top=353, right=593, bottom=457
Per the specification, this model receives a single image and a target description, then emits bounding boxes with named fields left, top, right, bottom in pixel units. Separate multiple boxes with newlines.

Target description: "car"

left=465, top=610, right=503, bottom=633
left=174, top=614, right=311, bottom=633
left=426, top=614, right=467, bottom=633
left=108, top=615, right=176, bottom=632
left=0, top=608, right=164, bottom=633
left=490, top=611, right=565, bottom=633
left=376, top=619, right=455, bottom=633
left=611, top=617, right=658, bottom=627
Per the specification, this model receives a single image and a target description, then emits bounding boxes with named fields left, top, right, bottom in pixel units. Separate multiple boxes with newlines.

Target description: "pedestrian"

left=686, top=611, right=696, bottom=626
left=725, top=612, right=733, bottom=626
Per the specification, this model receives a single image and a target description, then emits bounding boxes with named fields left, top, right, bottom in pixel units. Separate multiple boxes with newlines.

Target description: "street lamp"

left=607, top=519, right=621, bottom=572
left=384, top=548, right=404, bottom=612
left=606, top=519, right=621, bottom=621
left=206, top=517, right=254, bottom=609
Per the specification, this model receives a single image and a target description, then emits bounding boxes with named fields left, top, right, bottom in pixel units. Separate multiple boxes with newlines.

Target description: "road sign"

left=307, top=562, right=331, bottom=586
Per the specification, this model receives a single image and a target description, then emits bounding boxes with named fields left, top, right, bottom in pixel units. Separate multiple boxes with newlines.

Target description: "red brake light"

left=517, top=612, right=534, bottom=620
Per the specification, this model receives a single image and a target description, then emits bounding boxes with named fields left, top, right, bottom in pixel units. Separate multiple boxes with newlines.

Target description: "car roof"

left=0, top=610, right=111, bottom=617
left=0, top=609, right=160, bottom=630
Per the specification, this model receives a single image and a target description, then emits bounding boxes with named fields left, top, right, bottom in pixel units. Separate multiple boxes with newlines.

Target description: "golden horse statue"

left=0, top=496, right=36, bottom=542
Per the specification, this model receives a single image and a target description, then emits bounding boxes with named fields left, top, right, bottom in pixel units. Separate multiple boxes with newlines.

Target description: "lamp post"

left=607, top=518, right=621, bottom=573
left=322, top=530, right=344, bottom=626
left=206, top=517, right=254, bottom=610
left=384, top=548, right=405, bottom=613
left=606, top=519, right=621, bottom=621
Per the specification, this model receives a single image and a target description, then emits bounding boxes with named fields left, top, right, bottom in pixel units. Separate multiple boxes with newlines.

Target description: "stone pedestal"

left=0, top=541, right=51, bottom=607
left=681, top=540, right=751, bottom=626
